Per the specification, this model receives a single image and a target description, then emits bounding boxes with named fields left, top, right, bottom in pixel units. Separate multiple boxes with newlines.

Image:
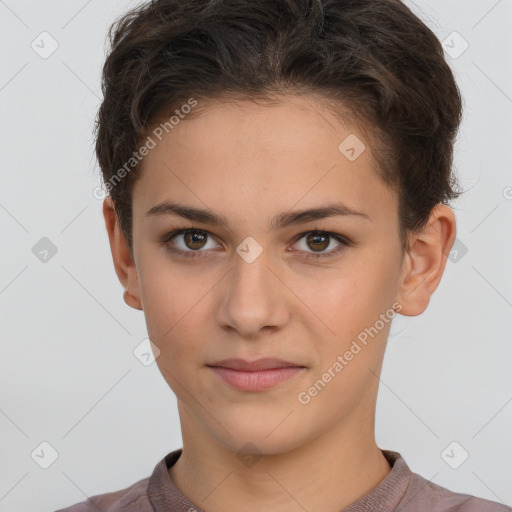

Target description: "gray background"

left=1, top=1, right=511, bottom=510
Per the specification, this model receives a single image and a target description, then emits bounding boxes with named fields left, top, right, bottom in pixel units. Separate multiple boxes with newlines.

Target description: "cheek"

left=302, top=249, right=400, bottom=353
left=136, top=258, right=213, bottom=355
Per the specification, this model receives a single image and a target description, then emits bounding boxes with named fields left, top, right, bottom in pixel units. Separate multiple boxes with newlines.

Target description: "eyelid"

left=292, top=229, right=351, bottom=246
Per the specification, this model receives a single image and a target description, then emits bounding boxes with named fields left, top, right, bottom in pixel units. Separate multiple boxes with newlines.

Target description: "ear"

left=396, top=204, right=456, bottom=316
left=103, top=196, right=143, bottom=311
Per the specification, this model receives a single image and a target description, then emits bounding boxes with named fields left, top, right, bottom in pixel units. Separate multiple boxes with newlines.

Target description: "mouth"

left=206, top=358, right=307, bottom=391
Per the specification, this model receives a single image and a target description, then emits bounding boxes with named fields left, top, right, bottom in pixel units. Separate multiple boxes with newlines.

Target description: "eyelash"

left=162, top=228, right=352, bottom=261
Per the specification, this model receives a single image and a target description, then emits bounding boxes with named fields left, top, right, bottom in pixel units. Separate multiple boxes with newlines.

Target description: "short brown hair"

left=95, top=0, right=463, bottom=254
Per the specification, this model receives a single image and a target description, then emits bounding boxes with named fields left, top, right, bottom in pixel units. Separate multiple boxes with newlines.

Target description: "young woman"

left=56, top=0, right=510, bottom=510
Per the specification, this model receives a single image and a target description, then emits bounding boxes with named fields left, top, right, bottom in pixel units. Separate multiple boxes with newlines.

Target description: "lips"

left=207, top=357, right=305, bottom=371
left=207, top=357, right=308, bottom=391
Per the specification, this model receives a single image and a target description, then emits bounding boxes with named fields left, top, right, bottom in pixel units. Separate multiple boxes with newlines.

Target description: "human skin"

left=103, top=94, right=456, bottom=512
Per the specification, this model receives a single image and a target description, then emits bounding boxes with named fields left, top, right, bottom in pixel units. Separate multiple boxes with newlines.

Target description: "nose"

left=215, top=245, right=290, bottom=338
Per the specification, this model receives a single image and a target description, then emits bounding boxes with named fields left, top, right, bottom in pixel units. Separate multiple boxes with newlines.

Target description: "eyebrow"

left=145, top=201, right=370, bottom=230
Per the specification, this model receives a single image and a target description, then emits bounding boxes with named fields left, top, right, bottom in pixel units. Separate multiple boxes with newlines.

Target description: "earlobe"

left=103, top=196, right=143, bottom=311
left=396, top=204, right=456, bottom=317
left=123, top=289, right=143, bottom=310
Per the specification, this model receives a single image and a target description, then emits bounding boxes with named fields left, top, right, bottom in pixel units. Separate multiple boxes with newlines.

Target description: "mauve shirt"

left=53, top=448, right=510, bottom=511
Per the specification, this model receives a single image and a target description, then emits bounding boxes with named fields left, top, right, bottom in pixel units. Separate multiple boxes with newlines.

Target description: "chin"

left=223, top=437, right=299, bottom=458
left=213, top=421, right=309, bottom=457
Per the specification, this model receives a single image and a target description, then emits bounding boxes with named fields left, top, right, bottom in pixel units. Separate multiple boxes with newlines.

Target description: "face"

left=128, top=94, right=406, bottom=454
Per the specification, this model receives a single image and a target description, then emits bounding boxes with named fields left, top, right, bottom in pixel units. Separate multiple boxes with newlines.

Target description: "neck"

left=168, top=408, right=391, bottom=512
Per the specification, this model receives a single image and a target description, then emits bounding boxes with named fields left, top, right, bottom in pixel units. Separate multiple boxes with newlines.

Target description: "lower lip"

left=208, top=366, right=306, bottom=391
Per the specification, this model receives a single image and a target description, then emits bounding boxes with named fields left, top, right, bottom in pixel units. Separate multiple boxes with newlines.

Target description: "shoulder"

left=53, top=475, right=151, bottom=512
left=403, top=470, right=511, bottom=512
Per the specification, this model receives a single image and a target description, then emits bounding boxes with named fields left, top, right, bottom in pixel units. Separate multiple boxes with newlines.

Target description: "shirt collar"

left=148, top=448, right=411, bottom=512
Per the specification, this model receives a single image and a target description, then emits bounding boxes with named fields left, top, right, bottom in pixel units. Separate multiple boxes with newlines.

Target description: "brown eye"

left=182, top=231, right=208, bottom=250
left=293, top=230, right=350, bottom=259
left=305, top=232, right=330, bottom=252
left=165, top=229, right=221, bottom=258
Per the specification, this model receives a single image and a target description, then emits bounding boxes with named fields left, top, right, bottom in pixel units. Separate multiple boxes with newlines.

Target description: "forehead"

left=132, top=94, right=396, bottom=225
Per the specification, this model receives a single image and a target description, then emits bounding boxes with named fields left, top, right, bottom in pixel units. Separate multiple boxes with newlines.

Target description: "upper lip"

left=207, top=358, right=305, bottom=371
